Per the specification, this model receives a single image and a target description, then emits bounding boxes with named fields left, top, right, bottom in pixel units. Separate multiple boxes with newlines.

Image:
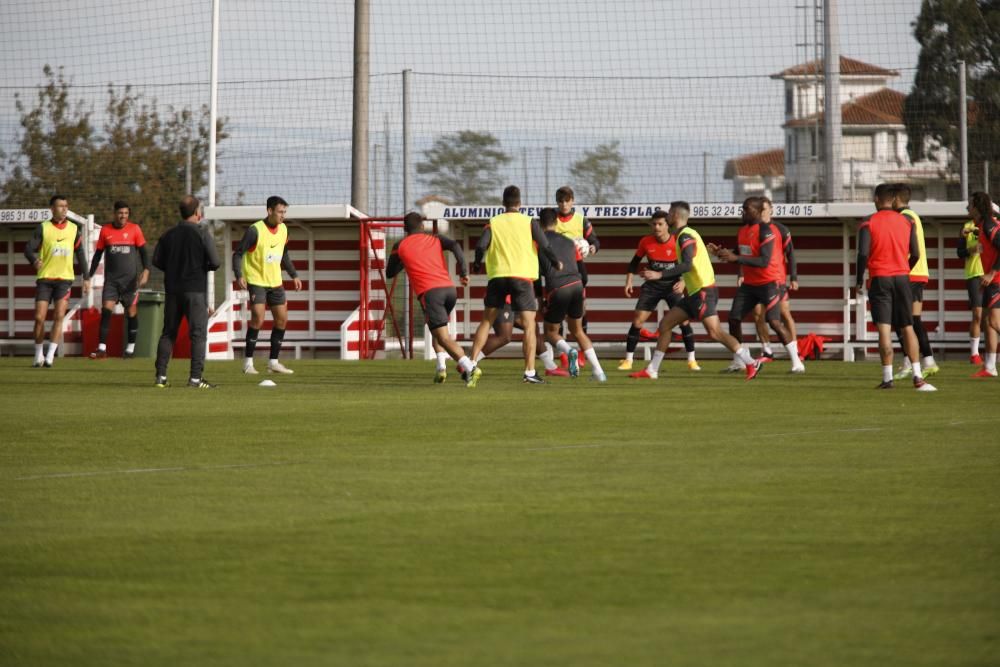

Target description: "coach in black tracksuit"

left=152, top=195, right=221, bottom=387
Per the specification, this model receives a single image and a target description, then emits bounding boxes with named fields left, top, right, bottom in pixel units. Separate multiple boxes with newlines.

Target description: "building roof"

left=772, top=56, right=900, bottom=79
left=784, top=88, right=906, bottom=128
left=723, top=148, right=785, bottom=179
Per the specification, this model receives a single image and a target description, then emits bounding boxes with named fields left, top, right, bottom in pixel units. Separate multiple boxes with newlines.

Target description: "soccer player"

left=385, top=212, right=476, bottom=383
left=855, top=184, right=935, bottom=391
left=957, top=214, right=985, bottom=364
left=23, top=195, right=90, bottom=367
left=620, top=210, right=699, bottom=372
left=892, top=183, right=940, bottom=379
left=87, top=201, right=150, bottom=359
left=232, top=196, right=302, bottom=375
left=967, top=191, right=1000, bottom=378
left=152, top=195, right=221, bottom=388
left=470, top=185, right=561, bottom=385
left=630, top=201, right=761, bottom=380
left=537, top=207, right=607, bottom=381
left=554, top=185, right=599, bottom=341
left=711, top=196, right=805, bottom=374
left=752, top=198, right=799, bottom=363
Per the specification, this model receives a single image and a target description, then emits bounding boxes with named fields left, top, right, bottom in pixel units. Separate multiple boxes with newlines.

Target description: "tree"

left=569, top=141, right=628, bottom=204
left=903, top=1, right=1000, bottom=186
left=1, top=65, right=228, bottom=241
left=416, top=130, right=511, bottom=204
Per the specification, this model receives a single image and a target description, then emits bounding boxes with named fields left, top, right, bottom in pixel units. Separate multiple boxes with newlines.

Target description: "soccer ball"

left=574, top=237, right=591, bottom=258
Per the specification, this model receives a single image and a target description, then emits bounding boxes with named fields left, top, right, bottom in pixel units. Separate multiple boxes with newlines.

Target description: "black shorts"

left=966, top=277, right=983, bottom=309
left=779, top=282, right=789, bottom=303
left=634, top=281, right=679, bottom=313
left=909, top=280, right=926, bottom=304
left=544, top=283, right=585, bottom=324
left=677, top=286, right=718, bottom=322
left=248, top=284, right=287, bottom=306
left=35, top=279, right=72, bottom=304
left=484, top=277, right=537, bottom=312
left=419, top=286, right=457, bottom=330
left=868, top=275, right=914, bottom=328
left=729, top=282, right=782, bottom=321
left=492, top=301, right=514, bottom=329
left=103, top=279, right=139, bottom=307
left=985, top=283, right=1000, bottom=310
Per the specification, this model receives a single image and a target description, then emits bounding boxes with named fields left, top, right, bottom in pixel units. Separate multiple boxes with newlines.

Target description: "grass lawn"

left=1, top=356, right=998, bottom=666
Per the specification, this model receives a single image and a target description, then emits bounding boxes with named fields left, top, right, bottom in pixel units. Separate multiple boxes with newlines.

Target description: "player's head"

left=651, top=210, right=670, bottom=240
left=873, top=183, right=894, bottom=210
left=113, top=200, right=130, bottom=227
left=668, top=201, right=690, bottom=230
left=760, top=196, right=773, bottom=222
left=266, top=195, right=288, bottom=225
left=742, top=196, right=765, bottom=223
left=890, top=182, right=911, bottom=208
left=49, top=195, right=68, bottom=221
left=969, top=191, right=993, bottom=223
left=403, top=211, right=425, bottom=234
left=538, top=207, right=558, bottom=230
left=555, top=186, right=574, bottom=214
left=502, top=185, right=521, bottom=209
left=179, top=195, right=202, bottom=221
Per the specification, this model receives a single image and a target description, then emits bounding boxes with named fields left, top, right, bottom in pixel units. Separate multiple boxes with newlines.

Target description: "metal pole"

left=372, top=144, right=381, bottom=216
left=849, top=156, right=855, bottom=201
left=702, top=152, right=709, bottom=202
left=823, top=0, right=843, bottom=201
left=185, top=112, right=193, bottom=194
left=402, top=69, right=411, bottom=212
left=959, top=60, right=969, bottom=201
left=384, top=113, right=391, bottom=215
left=522, top=148, right=529, bottom=204
left=351, top=0, right=370, bottom=212
left=208, top=0, right=220, bottom=205
left=985, top=161, right=990, bottom=192
left=544, top=146, right=552, bottom=200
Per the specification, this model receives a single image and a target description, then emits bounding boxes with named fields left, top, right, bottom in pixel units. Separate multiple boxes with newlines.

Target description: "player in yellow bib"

left=23, top=195, right=90, bottom=367
left=232, top=196, right=302, bottom=375
left=957, top=218, right=986, bottom=364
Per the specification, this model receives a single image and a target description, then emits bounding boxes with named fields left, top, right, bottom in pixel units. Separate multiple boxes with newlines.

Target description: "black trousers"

left=155, top=291, right=209, bottom=380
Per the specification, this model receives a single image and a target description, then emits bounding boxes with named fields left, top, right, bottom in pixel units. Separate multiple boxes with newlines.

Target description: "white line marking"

left=14, top=461, right=303, bottom=481
left=527, top=427, right=884, bottom=452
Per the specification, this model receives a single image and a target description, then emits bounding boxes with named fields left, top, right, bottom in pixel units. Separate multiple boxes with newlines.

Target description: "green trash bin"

left=133, top=290, right=165, bottom=358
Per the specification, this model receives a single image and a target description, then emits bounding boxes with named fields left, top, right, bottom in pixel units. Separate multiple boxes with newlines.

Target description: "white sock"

left=457, top=356, right=473, bottom=373
left=539, top=348, right=557, bottom=370
left=269, top=358, right=281, bottom=367
left=736, top=347, right=754, bottom=366
left=125, top=343, right=135, bottom=354
left=625, top=351, right=634, bottom=363
left=971, top=337, right=980, bottom=356
left=911, top=361, right=923, bottom=380
left=555, top=339, right=571, bottom=355
left=648, top=350, right=665, bottom=374
left=584, top=347, right=604, bottom=375
left=687, top=350, right=696, bottom=362
left=524, top=368, right=536, bottom=378
left=243, top=357, right=254, bottom=367
left=922, top=355, right=936, bottom=368
left=901, top=357, right=912, bottom=370
left=35, top=343, right=44, bottom=361
left=97, top=342, right=107, bottom=352
left=883, top=365, right=893, bottom=382
left=762, top=344, right=773, bottom=356
left=987, top=352, right=997, bottom=372
left=436, top=351, right=448, bottom=371
left=786, top=341, right=803, bottom=368
left=475, top=351, right=486, bottom=362
left=45, top=343, right=58, bottom=363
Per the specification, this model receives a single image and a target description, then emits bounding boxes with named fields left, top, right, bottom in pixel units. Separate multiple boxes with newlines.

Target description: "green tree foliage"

left=416, top=130, right=511, bottom=204
left=569, top=141, right=628, bottom=204
left=904, top=1, right=1000, bottom=181
left=1, top=65, right=227, bottom=240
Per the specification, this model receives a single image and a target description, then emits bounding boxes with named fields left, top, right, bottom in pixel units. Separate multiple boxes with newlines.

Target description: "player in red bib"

left=968, top=191, right=1000, bottom=378
left=385, top=212, right=476, bottom=384
left=751, top=198, right=799, bottom=364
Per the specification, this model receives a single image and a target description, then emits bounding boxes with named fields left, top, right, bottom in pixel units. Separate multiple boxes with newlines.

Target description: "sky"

left=0, top=0, right=924, bottom=207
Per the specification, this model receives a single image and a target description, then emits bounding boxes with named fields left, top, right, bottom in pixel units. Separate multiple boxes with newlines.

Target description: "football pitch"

left=1, top=357, right=997, bottom=666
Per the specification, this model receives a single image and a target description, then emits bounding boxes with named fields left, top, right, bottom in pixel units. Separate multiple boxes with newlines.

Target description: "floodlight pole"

left=822, top=0, right=843, bottom=201
left=959, top=60, right=969, bottom=201
left=208, top=0, right=220, bottom=204
left=352, top=0, right=371, bottom=211
left=402, top=69, right=411, bottom=212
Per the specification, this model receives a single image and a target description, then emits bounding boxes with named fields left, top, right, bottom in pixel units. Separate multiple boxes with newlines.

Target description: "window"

left=785, top=88, right=794, bottom=116
left=810, top=130, right=818, bottom=158
left=786, top=134, right=795, bottom=164
left=843, top=135, right=874, bottom=161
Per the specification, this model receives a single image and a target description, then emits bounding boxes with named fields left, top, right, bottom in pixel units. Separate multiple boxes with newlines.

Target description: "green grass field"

left=1, top=356, right=998, bottom=666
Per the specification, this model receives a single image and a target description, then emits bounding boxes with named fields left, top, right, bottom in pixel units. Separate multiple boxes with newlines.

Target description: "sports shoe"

left=187, top=378, right=218, bottom=389
left=687, top=360, right=701, bottom=371
left=242, top=358, right=259, bottom=375
left=629, top=368, right=658, bottom=379
left=720, top=362, right=744, bottom=374
left=466, top=366, right=482, bottom=388
left=559, top=353, right=569, bottom=369
left=89, top=349, right=108, bottom=360
left=155, top=376, right=170, bottom=388
left=875, top=380, right=895, bottom=389
left=568, top=349, right=580, bottom=377
left=32, top=360, right=43, bottom=368
left=790, top=365, right=806, bottom=374
left=617, top=359, right=633, bottom=371
left=43, top=360, right=52, bottom=368
left=123, top=350, right=135, bottom=359
left=545, top=367, right=569, bottom=377
left=591, top=371, right=607, bottom=383
left=922, top=365, right=941, bottom=377
left=638, top=328, right=659, bottom=340
left=268, top=361, right=294, bottom=374
left=745, top=359, right=761, bottom=381
left=434, top=369, right=447, bottom=384
left=578, top=354, right=586, bottom=370
left=971, top=354, right=983, bottom=365
left=893, top=367, right=913, bottom=380
left=972, top=367, right=998, bottom=378
left=913, top=377, right=937, bottom=392
left=757, top=351, right=775, bottom=363
left=522, top=373, right=546, bottom=384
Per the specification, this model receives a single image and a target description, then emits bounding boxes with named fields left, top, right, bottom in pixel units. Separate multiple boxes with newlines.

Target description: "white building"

left=725, top=56, right=955, bottom=203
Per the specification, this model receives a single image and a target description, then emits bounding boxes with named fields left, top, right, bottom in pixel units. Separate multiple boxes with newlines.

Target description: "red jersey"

left=737, top=222, right=783, bottom=285
left=977, top=216, right=1000, bottom=284
left=95, top=221, right=147, bottom=283
left=393, top=233, right=453, bottom=295
left=860, top=210, right=913, bottom=278
left=635, top=234, right=678, bottom=272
